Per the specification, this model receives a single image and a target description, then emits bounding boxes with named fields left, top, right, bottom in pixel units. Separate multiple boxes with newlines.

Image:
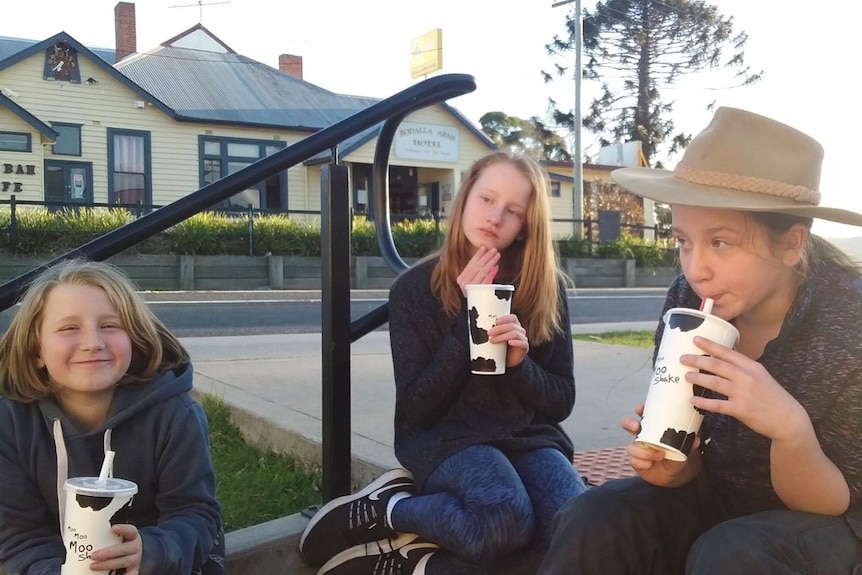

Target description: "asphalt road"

left=0, top=288, right=667, bottom=337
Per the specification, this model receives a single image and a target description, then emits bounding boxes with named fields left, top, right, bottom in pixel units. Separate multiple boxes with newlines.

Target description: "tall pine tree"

left=545, top=0, right=761, bottom=166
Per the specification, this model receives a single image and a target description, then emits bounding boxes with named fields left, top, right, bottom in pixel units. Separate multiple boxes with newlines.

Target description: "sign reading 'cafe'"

left=2, top=162, right=36, bottom=193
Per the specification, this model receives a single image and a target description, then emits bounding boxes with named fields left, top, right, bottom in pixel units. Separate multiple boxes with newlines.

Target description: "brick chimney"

left=114, top=2, right=137, bottom=62
left=279, top=54, right=303, bottom=80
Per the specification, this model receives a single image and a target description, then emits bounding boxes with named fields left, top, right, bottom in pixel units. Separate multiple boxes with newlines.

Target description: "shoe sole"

left=317, top=532, right=439, bottom=575
left=413, top=551, right=433, bottom=575
left=300, top=468, right=414, bottom=551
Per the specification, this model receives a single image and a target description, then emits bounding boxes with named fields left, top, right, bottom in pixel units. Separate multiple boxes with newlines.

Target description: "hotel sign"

left=394, top=122, right=460, bottom=163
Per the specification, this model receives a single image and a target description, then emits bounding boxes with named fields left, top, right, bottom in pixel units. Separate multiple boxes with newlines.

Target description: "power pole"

left=552, top=0, right=583, bottom=238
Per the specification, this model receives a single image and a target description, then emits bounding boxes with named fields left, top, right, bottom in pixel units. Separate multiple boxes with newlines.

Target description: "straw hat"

left=610, top=107, right=862, bottom=227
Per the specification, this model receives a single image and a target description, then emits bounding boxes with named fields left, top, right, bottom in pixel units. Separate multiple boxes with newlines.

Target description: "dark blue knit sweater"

left=389, top=258, right=576, bottom=491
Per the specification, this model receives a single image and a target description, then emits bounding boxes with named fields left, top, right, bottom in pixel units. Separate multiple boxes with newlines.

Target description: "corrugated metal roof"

left=0, top=28, right=494, bottom=150
left=117, top=45, right=379, bottom=130
left=0, top=36, right=37, bottom=62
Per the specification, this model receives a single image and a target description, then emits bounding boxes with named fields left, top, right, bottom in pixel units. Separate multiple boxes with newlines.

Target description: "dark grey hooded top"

left=389, top=258, right=576, bottom=490
left=0, top=363, right=223, bottom=574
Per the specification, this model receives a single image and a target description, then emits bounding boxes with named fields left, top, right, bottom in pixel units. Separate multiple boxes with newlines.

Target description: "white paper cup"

left=466, top=284, right=514, bottom=375
left=636, top=307, right=739, bottom=461
left=61, top=477, right=138, bottom=575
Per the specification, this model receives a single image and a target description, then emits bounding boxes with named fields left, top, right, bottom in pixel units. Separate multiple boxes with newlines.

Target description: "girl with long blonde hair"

left=301, top=150, right=586, bottom=575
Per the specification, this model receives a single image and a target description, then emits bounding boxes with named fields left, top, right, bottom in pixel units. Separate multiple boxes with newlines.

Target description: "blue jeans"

left=392, top=444, right=586, bottom=575
left=538, top=475, right=862, bottom=575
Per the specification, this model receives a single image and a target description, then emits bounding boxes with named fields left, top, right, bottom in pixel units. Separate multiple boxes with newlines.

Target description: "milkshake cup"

left=61, top=476, right=137, bottom=575
left=466, top=284, right=514, bottom=375
left=635, top=304, right=739, bottom=461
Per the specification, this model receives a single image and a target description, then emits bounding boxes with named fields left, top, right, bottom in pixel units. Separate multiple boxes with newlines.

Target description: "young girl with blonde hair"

left=0, top=258, right=224, bottom=574
left=301, top=150, right=586, bottom=574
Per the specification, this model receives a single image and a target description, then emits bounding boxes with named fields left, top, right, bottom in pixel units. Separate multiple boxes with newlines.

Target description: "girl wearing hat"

left=539, top=107, right=862, bottom=574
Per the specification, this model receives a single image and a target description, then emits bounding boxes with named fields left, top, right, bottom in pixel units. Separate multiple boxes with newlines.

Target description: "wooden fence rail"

left=0, top=255, right=681, bottom=291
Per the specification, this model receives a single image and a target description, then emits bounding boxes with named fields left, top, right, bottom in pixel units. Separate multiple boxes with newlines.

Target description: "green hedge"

left=0, top=207, right=676, bottom=266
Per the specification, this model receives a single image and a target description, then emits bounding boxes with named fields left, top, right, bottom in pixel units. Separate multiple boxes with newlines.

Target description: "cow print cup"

left=635, top=307, right=739, bottom=461
left=61, top=476, right=137, bottom=575
left=466, top=284, right=515, bottom=375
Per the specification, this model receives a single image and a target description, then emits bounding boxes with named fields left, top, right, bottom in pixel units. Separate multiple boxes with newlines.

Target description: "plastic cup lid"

left=64, top=477, right=138, bottom=497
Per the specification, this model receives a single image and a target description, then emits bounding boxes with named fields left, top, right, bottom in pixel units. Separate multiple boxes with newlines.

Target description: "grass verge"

left=201, top=394, right=321, bottom=532
left=573, top=330, right=654, bottom=348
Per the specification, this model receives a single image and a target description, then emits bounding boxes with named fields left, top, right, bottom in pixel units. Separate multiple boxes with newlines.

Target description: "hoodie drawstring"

left=53, top=419, right=68, bottom=531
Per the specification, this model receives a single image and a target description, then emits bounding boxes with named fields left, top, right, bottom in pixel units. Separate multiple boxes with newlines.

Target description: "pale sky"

left=6, top=0, right=862, bottom=238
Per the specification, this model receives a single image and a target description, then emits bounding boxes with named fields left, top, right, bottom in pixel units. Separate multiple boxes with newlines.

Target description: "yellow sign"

left=410, top=29, right=443, bottom=79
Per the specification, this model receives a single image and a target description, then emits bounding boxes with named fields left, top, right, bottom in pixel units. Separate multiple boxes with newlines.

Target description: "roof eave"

left=0, top=92, right=58, bottom=139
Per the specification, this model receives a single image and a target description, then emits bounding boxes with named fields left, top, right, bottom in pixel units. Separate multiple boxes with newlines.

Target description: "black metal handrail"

left=372, top=112, right=413, bottom=276
left=0, top=72, right=478, bottom=501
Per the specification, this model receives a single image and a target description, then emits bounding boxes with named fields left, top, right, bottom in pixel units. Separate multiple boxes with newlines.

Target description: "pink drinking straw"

left=488, top=266, right=497, bottom=284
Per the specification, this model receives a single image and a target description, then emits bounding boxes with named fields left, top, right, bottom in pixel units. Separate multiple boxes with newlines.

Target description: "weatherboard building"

left=0, top=2, right=641, bottom=239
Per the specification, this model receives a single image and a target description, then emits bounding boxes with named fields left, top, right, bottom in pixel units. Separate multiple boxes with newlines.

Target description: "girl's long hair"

left=0, top=258, right=189, bottom=403
left=430, top=151, right=564, bottom=344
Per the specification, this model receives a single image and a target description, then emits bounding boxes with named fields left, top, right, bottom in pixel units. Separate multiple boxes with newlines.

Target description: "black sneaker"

left=300, top=468, right=416, bottom=567
left=317, top=532, right=439, bottom=575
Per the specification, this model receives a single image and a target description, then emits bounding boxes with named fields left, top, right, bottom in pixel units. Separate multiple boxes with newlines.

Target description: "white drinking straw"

left=97, top=450, right=115, bottom=485
left=701, top=297, right=714, bottom=315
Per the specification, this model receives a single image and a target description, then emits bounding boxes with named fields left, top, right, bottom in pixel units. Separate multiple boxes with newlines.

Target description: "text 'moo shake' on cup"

left=61, top=450, right=138, bottom=575
left=466, top=284, right=514, bottom=375
left=635, top=298, right=739, bottom=461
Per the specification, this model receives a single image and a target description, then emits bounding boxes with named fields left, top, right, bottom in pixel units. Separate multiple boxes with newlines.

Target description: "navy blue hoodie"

left=389, top=258, right=576, bottom=490
left=0, top=363, right=223, bottom=574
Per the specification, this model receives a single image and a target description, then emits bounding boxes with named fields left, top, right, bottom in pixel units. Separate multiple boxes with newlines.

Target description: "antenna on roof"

left=168, top=0, right=230, bottom=24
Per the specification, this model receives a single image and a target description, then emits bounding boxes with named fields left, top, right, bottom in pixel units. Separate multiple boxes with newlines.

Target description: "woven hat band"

left=673, top=162, right=821, bottom=206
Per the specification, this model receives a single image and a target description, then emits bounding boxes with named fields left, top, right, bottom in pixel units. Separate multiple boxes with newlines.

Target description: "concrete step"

left=226, top=514, right=315, bottom=574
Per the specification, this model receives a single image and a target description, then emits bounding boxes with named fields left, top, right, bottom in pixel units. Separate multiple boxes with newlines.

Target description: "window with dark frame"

left=51, top=123, right=82, bottom=156
left=200, top=136, right=287, bottom=211
left=110, top=130, right=149, bottom=206
left=550, top=181, right=561, bottom=198
left=0, top=132, right=31, bottom=152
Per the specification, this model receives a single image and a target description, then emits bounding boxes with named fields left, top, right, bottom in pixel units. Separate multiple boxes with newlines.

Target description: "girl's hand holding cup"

left=487, top=313, right=529, bottom=368
left=88, top=524, right=143, bottom=574
left=623, top=404, right=701, bottom=488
